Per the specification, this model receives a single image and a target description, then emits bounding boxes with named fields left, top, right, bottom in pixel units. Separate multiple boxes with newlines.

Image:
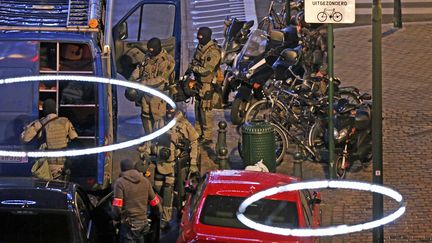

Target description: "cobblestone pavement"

left=193, top=22, right=432, bottom=242
left=182, top=1, right=432, bottom=242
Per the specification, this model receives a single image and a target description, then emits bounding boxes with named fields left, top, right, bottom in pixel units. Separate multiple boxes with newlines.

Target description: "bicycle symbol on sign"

left=317, top=8, right=343, bottom=22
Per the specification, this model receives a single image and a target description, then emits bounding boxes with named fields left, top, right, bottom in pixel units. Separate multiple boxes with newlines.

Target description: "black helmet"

left=355, top=108, right=371, bottom=130
left=158, top=147, right=171, bottom=161
left=182, top=77, right=200, bottom=98
left=42, top=99, right=56, bottom=116
left=280, top=48, right=299, bottom=66
left=282, top=26, right=298, bottom=48
left=124, top=88, right=140, bottom=102
left=173, top=85, right=189, bottom=102
left=335, top=98, right=357, bottom=114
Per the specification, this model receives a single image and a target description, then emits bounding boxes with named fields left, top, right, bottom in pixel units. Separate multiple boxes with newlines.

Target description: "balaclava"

left=43, top=99, right=57, bottom=116
left=197, top=27, right=212, bottom=46
left=147, top=37, right=162, bottom=57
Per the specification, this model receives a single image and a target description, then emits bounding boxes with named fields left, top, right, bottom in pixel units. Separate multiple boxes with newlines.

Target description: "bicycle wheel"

left=335, top=154, right=347, bottom=179
left=307, top=121, right=326, bottom=162
left=274, top=123, right=288, bottom=165
left=317, top=12, right=327, bottom=22
left=244, top=99, right=288, bottom=124
left=333, top=12, right=343, bottom=22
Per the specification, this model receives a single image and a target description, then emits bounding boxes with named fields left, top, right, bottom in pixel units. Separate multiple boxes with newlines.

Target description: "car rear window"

left=200, top=195, right=299, bottom=229
left=0, top=210, right=74, bottom=243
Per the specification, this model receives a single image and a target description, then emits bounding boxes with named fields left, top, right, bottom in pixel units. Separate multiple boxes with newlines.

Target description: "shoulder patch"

left=207, top=56, right=211, bottom=62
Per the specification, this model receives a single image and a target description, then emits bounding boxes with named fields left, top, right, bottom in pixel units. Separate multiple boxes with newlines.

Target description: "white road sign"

left=305, top=0, right=355, bottom=24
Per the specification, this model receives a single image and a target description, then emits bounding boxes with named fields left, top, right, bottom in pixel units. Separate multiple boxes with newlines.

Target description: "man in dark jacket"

left=112, top=159, right=162, bottom=243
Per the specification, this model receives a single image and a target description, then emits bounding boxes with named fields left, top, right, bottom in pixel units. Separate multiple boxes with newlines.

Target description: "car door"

left=112, top=0, right=181, bottom=80
left=92, top=191, right=160, bottom=243
left=179, top=177, right=207, bottom=241
left=75, top=190, right=98, bottom=242
left=92, top=191, right=117, bottom=243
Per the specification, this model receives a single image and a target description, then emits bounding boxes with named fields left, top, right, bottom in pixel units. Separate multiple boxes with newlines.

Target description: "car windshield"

left=0, top=210, right=74, bottom=243
left=239, top=29, right=267, bottom=57
left=200, top=195, right=298, bottom=229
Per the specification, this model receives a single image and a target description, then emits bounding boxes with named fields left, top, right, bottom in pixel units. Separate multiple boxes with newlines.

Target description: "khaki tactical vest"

left=140, top=49, right=175, bottom=92
left=191, top=40, right=222, bottom=84
left=43, top=117, right=71, bottom=149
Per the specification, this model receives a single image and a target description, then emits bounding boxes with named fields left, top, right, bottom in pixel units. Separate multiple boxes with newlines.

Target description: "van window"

left=39, top=42, right=93, bottom=72
left=38, top=42, right=97, bottom=149
left=0, top=40, right=38, bottom=149
left=124, top=4, right=175, bottom=41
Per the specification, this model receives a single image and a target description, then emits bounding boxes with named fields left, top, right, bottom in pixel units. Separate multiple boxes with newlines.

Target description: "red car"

left=177, top=170, right=322, bottom=243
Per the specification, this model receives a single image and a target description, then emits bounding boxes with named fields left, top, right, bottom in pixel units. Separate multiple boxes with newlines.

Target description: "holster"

left=123, top=218, right=150, bottom=232
left=202, top=90, right=213, bottom=111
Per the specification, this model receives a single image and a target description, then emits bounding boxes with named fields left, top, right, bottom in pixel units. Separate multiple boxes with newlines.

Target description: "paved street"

left=111, top=1, right=432, bottom=242
left=185, top=1, right=432, bottom=242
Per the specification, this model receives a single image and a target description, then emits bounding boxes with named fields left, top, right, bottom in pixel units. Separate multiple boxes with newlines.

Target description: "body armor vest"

left=192, top=40, right=221, bottom=84
left=43, top=117, right=70, bottom=149
left=142, top=50, right=174, bottom=91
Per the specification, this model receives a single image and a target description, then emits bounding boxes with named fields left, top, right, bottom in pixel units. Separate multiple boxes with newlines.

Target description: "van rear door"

left=112, top=0, right=181, bottom=80
left=0, top=41, right=39, bottom=173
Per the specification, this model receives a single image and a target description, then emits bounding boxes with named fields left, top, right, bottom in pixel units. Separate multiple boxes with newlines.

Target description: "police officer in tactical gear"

left=20, top=99, right=78, bottom=179
left=188, top=27, right=221, bottom=144
left=112, top=159, right=162, bottom=243
left=136, top=108, right=199, bottom=231
left=129, top=37, right=175, bottom=139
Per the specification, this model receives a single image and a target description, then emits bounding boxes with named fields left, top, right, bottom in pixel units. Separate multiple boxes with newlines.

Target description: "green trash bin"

left=241, top=120, right=276, bottom=172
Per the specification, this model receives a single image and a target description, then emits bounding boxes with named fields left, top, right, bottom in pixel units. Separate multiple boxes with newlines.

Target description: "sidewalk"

left=216, top=7, right=432, bottom=243
left=252, top=2, right=432, bottom=241
left=184, top=0, right=432, bottom=241
left=329, top=22, right=432, bottom=242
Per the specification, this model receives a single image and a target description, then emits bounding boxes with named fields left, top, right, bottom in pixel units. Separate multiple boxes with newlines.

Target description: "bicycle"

left=317, top=8, right=343, bottom=22
left=258, top=1, right=287, bottom=33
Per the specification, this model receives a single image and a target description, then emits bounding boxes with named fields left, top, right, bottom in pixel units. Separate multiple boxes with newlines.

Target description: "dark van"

left=0, top=0, right=181, bottom=190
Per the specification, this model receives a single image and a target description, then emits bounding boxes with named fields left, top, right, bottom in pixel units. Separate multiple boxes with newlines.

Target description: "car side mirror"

left=185, top=184, right=197, bottom=194
left=116, top=22, right=128, bottom=40
left=310, top=191, right=322, bottom=204
left=185, top=172, right=201, bottom=194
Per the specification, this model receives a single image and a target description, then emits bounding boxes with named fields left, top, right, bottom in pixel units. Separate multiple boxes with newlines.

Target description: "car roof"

left=0, top=177, right=77, bottom=210
left=206, top=170, right=301, bottom=199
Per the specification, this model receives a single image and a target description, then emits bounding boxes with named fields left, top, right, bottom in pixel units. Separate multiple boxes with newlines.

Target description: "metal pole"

left=293, top=151, right=303, bottom=178
left=216, top=121, right=230, bottom=169
left=372, top=0, right=384, bottom=241
left=394, top=0, right=403, bottom=28
left=102, top=0, right=115, bottom=186
left=327, top=23, right=335, bottom=179
left=284, top=0, right=291, bottom=26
